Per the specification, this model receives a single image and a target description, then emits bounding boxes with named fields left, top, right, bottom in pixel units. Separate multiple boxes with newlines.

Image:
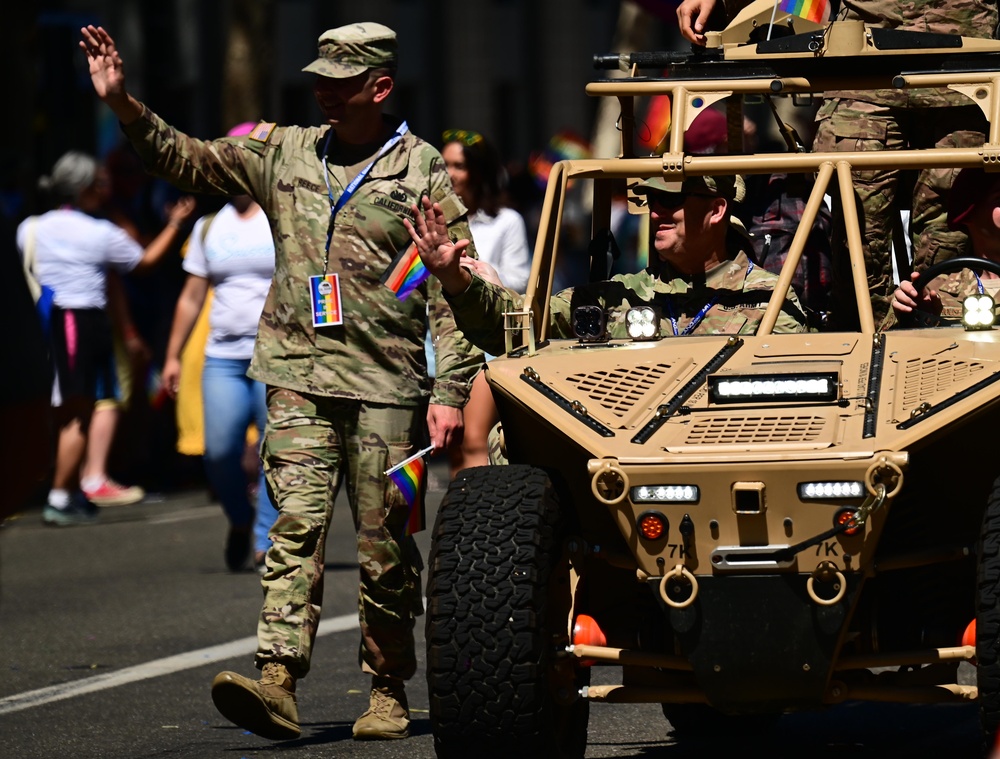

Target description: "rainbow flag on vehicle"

left=778, top=0, right=829, bottom=23
left=385, top=444, right=434, bottom=536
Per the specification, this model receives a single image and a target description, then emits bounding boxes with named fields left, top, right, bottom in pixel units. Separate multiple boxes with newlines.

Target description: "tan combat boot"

left=211, top=661, right=300, bottom=740
left=352, top=675, right=410, bottom=740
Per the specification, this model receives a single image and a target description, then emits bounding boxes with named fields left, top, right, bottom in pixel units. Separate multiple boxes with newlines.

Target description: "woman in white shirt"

left=440, top=129, right=532, bottom=478
left=17, top=151, right=195, bottom=525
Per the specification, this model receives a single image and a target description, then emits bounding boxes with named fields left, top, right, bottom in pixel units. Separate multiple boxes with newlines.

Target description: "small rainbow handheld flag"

left=381, top=243, right=429, bottom=301
left=385, top=444, right=434, bottom=536
left=778, top=0, right=829, bottom=23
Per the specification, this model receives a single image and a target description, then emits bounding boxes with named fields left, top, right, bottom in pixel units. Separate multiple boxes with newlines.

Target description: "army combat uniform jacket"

left=447, top=250, right=807, bottom=357
left=882, top=268, right=1000, bottom=328
left=824, top=0, right=999, bottom=108
left=122, top=107, right=482, bottom=408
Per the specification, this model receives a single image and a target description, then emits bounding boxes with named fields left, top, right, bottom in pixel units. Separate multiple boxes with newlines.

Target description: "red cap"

left=949, top=168, right=1000, bottom=229
left=684, top=108, right=728, bottom=155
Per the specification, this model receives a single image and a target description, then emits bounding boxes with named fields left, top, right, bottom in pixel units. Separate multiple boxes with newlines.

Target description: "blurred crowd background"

left=6, top=0, right=822, bottom=501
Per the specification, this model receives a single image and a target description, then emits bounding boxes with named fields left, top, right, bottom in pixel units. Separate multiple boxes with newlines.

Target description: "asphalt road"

left=0, top=460, right=986, bottom=758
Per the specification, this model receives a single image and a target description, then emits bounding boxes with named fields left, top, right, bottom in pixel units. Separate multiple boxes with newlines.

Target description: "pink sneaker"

left=82, top=479, right=145, bottom=507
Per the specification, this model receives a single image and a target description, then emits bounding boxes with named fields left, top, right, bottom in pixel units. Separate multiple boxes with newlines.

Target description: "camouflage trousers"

left=813, top=98, right=984, bottom=325
left=254, top=387, right=426, bottom=681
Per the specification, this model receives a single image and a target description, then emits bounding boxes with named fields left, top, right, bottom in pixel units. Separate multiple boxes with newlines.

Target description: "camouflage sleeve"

left=427, top=277, right=484, bottom=407
left=547, top=289, right=579, bottom=340
left=426, top=165, right=485, bottom=406
left=767, top=284, right=809, bottom=334
left=120, top=104, right=271, bottom=201
left=880, top=273, right=971, bottom=330
left=743, top=263, right=809, bottom=334
left=444, top=276, right=526, bottom=357
left=934, top=272, right=972, bottom=322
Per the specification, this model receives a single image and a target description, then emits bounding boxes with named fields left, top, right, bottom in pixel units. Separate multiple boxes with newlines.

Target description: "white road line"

left=148, top=509, right=219, bottom=525
left=0, top=611, right=358, bottom=716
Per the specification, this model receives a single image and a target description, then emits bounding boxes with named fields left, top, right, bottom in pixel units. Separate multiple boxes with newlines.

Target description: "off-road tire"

left=977, top=474, right=1000, bottom=752
left=425, top=464, right=588, bottom=757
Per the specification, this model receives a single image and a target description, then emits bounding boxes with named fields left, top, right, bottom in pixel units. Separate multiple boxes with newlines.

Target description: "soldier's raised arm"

left=79, top=25, right=143, bottom=126
left=676, top=0, right=719, bottom=45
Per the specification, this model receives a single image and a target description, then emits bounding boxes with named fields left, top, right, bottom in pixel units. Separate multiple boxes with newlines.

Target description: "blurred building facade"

left=8, top=0, right=685, bottom=220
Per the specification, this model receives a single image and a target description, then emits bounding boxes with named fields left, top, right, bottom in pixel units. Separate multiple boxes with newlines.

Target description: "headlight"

left=572, top=305, right=607, bottom=342
left=625, top=306, right=660, bottom=340
left=632, top=484, right=700, bottom=503
left=962, top=294, right=995, bottom=330
left=798, top=481, right=865, bottom=500
left=708, top=372, right=840, bottom=404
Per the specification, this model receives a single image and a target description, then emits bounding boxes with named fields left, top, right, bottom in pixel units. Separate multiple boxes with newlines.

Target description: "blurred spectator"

left=162, top=122, right=279, bottom=572
left=439, top=129, right=532, bottom=478
left=80, top=269, right=149, bottom=507
left=105, top=141, right=212, bottom=493
left=528, top=130, right=593, bottom=292
left=17, top=151, right=195, bottom=525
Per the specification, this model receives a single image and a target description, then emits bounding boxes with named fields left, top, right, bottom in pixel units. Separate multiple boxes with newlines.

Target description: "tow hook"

left=806, top=560, right=846, bottom=606
left=659, top=564, right=699, bottom=608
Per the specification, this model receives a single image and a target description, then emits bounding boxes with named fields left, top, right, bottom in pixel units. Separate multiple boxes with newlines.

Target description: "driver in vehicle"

left=408, top=174, right=808, bottom=356
left=889, top=167, right=1000, bottom=326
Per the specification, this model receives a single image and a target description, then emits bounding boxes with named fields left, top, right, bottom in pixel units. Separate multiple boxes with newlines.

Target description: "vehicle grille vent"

left=564, top=363, right=672, bottom=417
left=685, top=415, right=826, bottom=445
left=900, top=358, right=987, bottom=411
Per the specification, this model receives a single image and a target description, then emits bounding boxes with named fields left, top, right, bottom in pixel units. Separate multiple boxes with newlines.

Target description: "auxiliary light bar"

left=798, top=481, right=865, bottom=500
left=632, top=485, right=700, bottom=504
left=707, top=371, right=840, bottom=404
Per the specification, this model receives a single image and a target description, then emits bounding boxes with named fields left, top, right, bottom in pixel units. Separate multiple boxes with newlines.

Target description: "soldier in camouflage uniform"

left=678, top=0, right=997, bottom=327
left=889, top=167, right=1000, bottom=325
left=407, top=174, right=807, bottom=356
left=812, top=1, right=998, bottom=326
left=81, top=22, right=483, bottom=742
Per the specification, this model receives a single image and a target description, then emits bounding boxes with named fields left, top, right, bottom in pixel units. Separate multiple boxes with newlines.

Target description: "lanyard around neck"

left=665, top=260, right=754, bottom=336
left=320, top=120, right=409, bottom=270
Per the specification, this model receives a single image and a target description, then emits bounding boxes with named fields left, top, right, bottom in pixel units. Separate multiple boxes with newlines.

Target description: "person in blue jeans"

left=162, top=123, right=278, bottom=571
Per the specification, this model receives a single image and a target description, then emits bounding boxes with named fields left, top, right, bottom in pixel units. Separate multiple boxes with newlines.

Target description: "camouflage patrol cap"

left=302, top=22, right=397, bottom=79
left=634, top=174, right=746, bottom=203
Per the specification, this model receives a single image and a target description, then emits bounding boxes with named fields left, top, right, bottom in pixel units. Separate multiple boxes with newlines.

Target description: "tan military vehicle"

left=425, top=2, right=1000, bottom=755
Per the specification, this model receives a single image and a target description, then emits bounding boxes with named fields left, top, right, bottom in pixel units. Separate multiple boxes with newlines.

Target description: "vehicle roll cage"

left=516, top=9, right=1000, bottom=349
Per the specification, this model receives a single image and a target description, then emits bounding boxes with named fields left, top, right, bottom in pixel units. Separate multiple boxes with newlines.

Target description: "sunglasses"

left=443, top=128, right=484, bottom=147
left=644, top=191, right=717, bottom=209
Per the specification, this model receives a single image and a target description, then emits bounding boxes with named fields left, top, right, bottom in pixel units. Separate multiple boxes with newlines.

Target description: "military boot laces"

left=211, top=661, right=300, bottom=741
left=352, top=676, right=410, bottom=740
